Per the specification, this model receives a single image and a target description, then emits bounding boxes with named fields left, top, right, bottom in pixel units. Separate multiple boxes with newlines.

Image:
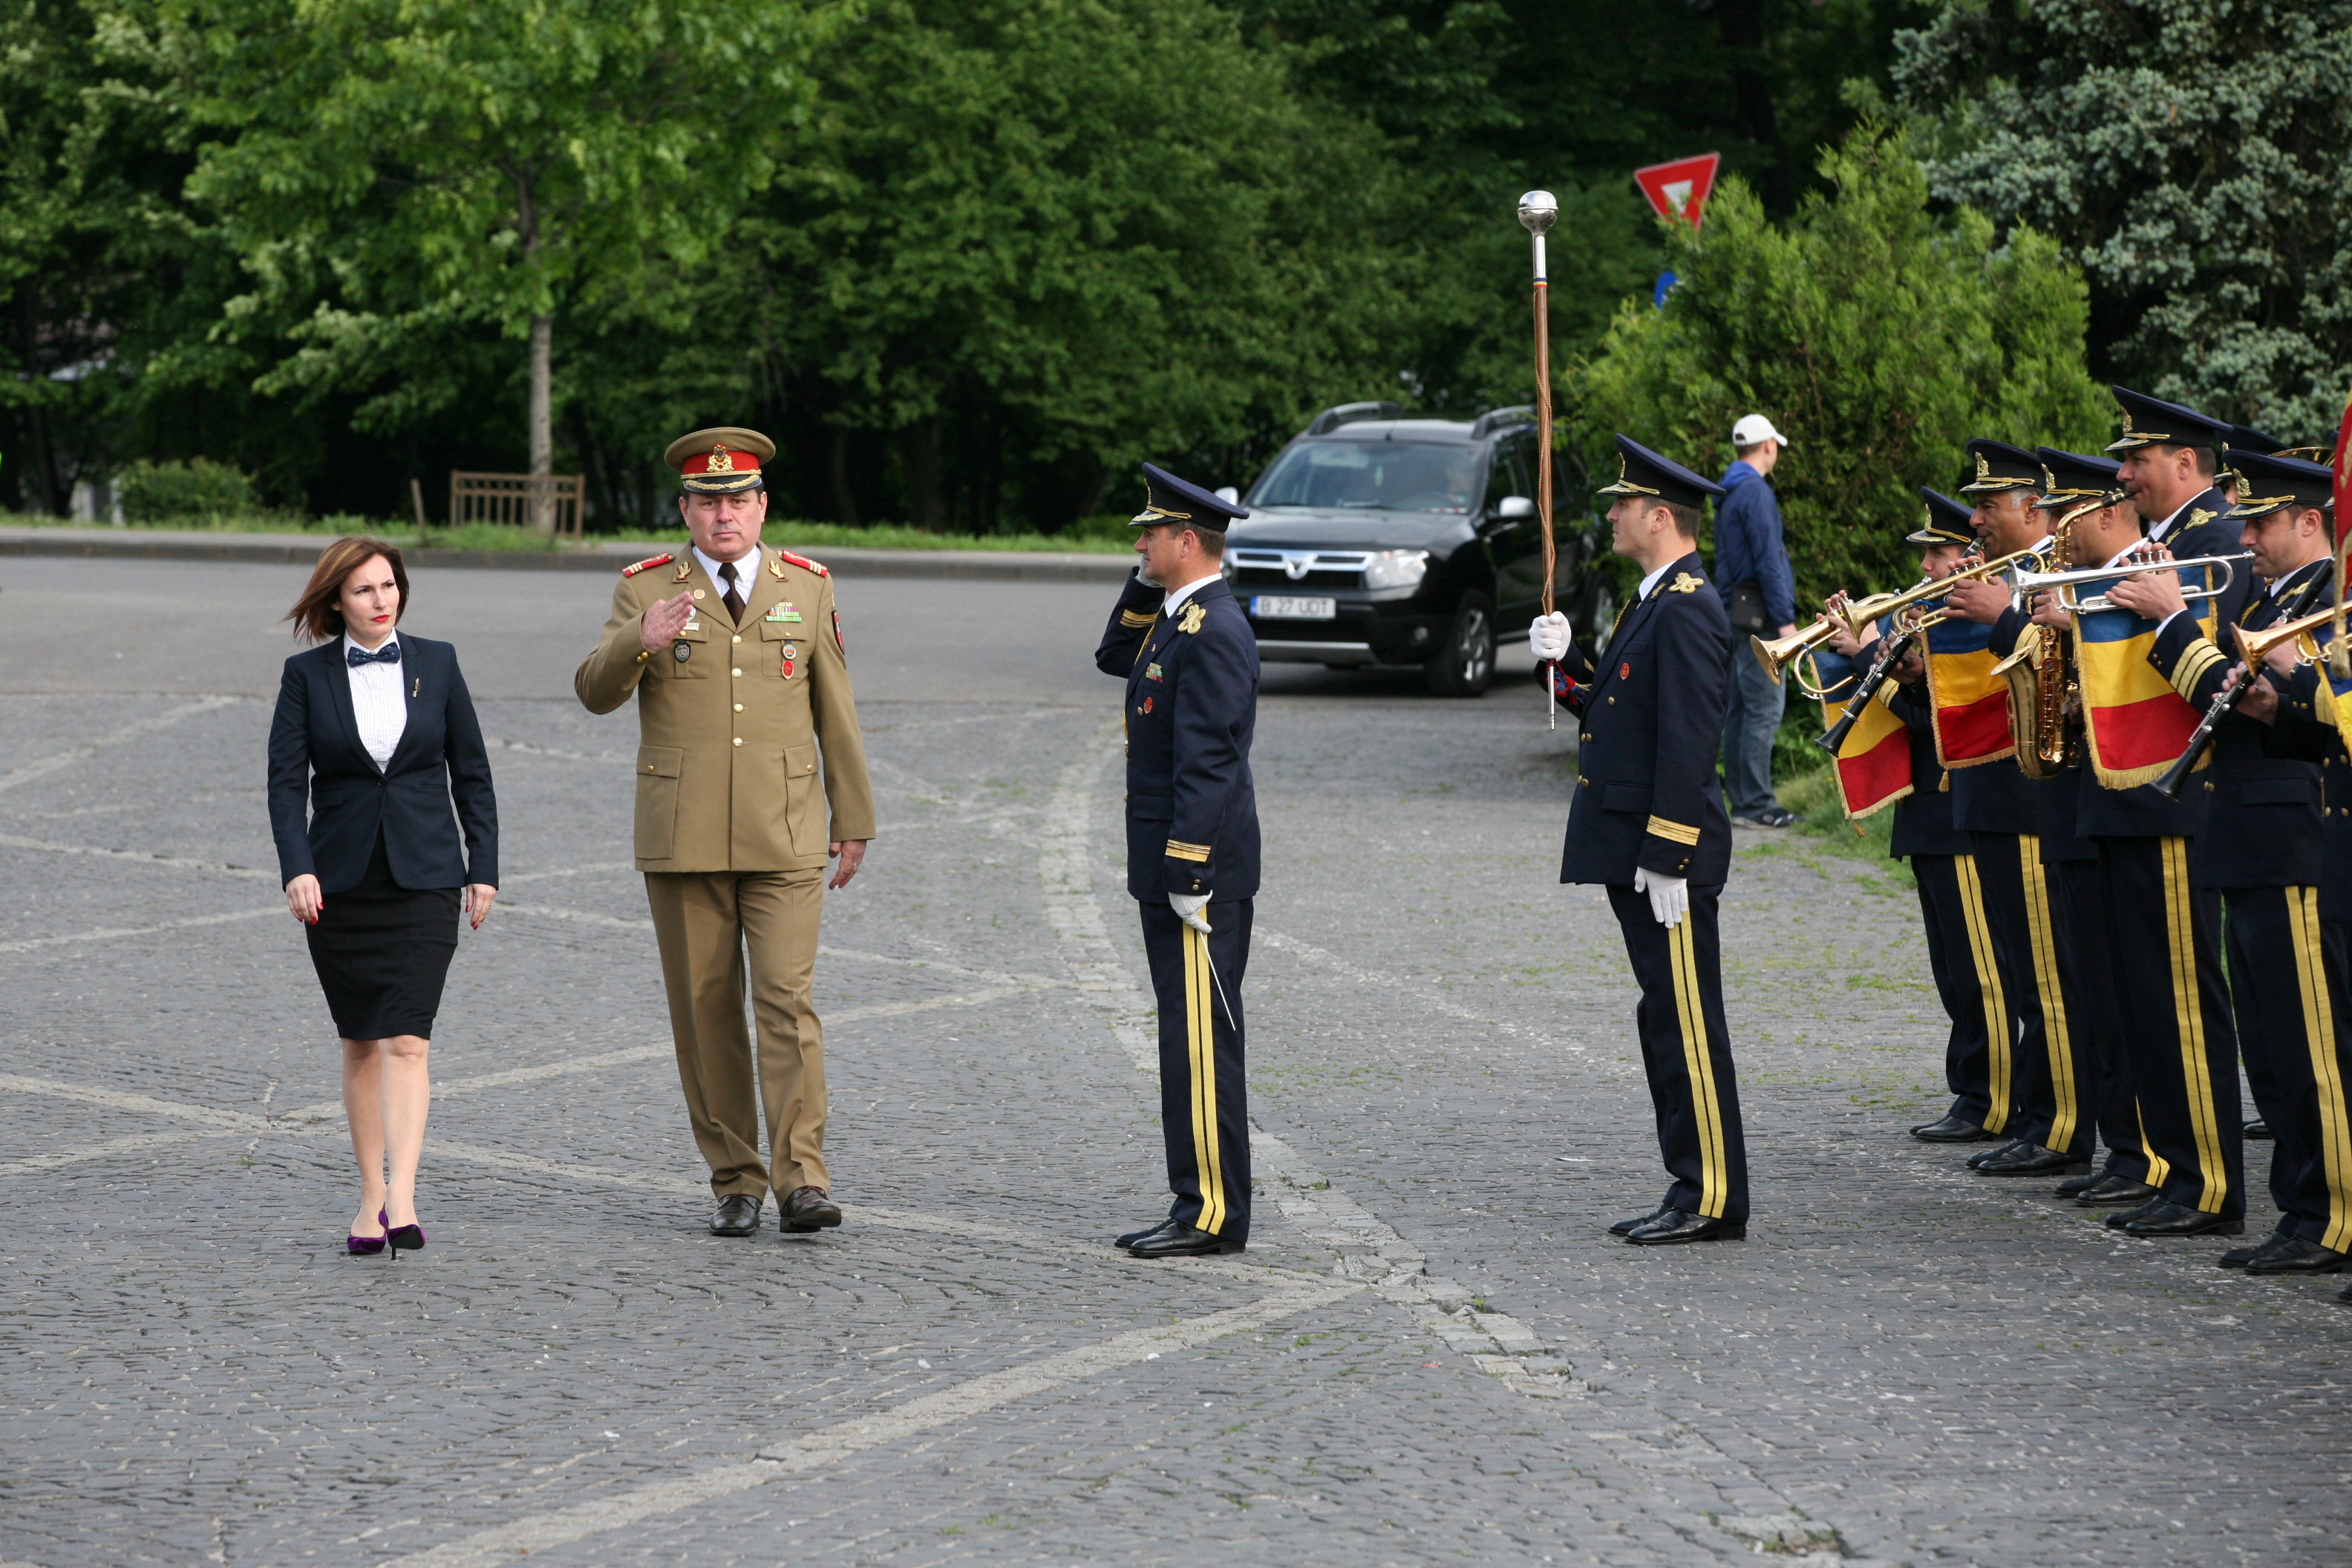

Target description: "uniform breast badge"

left=765, top=602, right=803, bottom=624
left=673, top=641, right=691, bottom=663
left=1666, top=572, right=1704, bottom=593
left=1144, top=662, right=1163, bottom=682
left=780, top=644, right=798, bottom=680
left=1177, top=602, right=1207, bottom=635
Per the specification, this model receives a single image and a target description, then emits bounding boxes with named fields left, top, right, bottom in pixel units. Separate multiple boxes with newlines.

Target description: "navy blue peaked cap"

left=1594, top=434, right=1725, bottom=511
left=1910, top=487, right=1976, bottom=546
left=1132, top=462, right=1248, bottom=529
left=2032, top=448, right=2123, bottom=505
left=2107, top=386, right=2230, bottom=455
left=1959, top=439, right=2041, bottom=496
left=2225, top=422, right=2293, bottom=455
left=2224, top=449, right=2334, bottom=520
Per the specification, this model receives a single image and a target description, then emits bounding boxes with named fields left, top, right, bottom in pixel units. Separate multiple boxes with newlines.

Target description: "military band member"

left=575, top=428, right=876, bottom=1238
left=2154, top=450, right=2352, bottom=1274
left=1530, top=436, right=1746, bottom=1244
left=1094, top=464, right=1259, bottom=1259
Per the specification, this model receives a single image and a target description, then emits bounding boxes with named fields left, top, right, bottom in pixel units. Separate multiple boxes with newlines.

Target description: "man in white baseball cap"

left=1715, top=414, right=1797, bottom=828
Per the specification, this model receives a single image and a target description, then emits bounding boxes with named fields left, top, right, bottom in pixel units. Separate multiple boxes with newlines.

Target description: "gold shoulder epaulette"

left=1665, top=572, right=1705, bottom=594
left=774, top=549, right=830, bottom=578
left=1177, top=602, right=1208, bottom=634
left=620, top=552, right=675, bottom=578
left=2189, top=508, right=2218, bottom=529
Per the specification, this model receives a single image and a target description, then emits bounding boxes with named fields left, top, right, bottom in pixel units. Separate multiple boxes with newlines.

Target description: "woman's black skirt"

left=304, top=834, right=461, bottom=1041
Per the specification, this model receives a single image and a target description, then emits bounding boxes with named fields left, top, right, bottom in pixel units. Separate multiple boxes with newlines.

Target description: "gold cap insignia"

left=1974, top=453, right=1991, bottom=481
left=707, top=444, right=735, bottom=474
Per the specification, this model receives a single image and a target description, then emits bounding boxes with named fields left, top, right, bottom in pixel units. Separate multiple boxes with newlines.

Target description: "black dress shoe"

left=1974, top=1143, right=2091, bottom=1177
left=1116, top=1218, right=1184, bottom=1250
left=1625, top=1208, right=1747, bottom=1245
left=1609, top=1204, right=1671, bottom=1238
left=780, top=1186, right=843, bottom=1233
left=2218, top=1230, right=2290, bottom=1269
left=2119, top=1200, right=2244, bottom=1237
left=1910, top=1111, right=2001, bottom=1143
left=2245, top=1235, right=2351, bottom=1275
left=1968, top=1137, right=2031, bottom=1170
left=2244, top=1117, right=2273, bottom=1140
left=2054, top=1170, right=2110, bottom=1198
left=710, top=1194, right=762, bottom=1237
left=2073, top=1175, right=2160, bottom=1208
left=1126, top=1223, right=1245, bottom=1258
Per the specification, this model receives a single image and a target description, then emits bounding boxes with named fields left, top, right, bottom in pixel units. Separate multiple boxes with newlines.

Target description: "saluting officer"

left=575, top=428, right=876, bottom=1239
left=1530, top=436, right=1747, bottom=1245
left=1094, top=463, right=1259, bottom=1259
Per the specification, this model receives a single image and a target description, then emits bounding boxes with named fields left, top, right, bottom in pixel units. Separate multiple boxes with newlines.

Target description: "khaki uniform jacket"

left=575, top=545, right=876, bottom=872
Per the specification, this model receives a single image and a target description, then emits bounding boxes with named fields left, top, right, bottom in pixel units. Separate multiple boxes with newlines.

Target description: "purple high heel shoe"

left=385, top=1210, right=425, bottom=1257
left=347, top=1207, right=387, bottom=1256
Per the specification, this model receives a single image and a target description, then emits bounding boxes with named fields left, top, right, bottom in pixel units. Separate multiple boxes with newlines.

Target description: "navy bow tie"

left=347, top=641, right=402, bottom=667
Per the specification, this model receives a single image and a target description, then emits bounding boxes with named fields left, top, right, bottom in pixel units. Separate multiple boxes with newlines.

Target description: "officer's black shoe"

left=2104, top=1198, right=2168, bottom=1229
left=1126, top=1224, right=1245, bottom=1258
left=2073, top=1175, right=2160, bottom=1208
left=710, top=1194, right=762, bottom=1237
left=1624, top=1208, right=1747, bottom=1245
left=2054, top=1169, right=2108, bottom=1198
left=2119, top=1201, right=2244, bottom=1238
left=2338, top=1283, right=2352, bottom=1306
left=2218, top=1230, right=2292, bottom=1269
left=1116, top=1218, right=1184, bottom=1250
left=1968, top=1137, right=2030, bottom=1170
left=1608, top=1204, right=1672, bottom=1238
left=780, top=1186, right=842, bottom=1233
left=1910, top=1112, right=2000, bottom=1143
left=2244, top=1236, right=2351, bottom=1275
left=2244, top=1117, right=2273, bottom=1140
left=1974, top=1143, right=2090, bottom=1177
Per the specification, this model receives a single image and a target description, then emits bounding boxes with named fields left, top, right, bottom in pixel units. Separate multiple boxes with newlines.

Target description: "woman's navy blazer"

left=267, top=634, right=499, bottom=892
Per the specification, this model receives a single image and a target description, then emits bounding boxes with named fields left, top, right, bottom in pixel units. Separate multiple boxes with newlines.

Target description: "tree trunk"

left=829, top=430, right=860, bottom=528
left=528, top=311, right=554, bottom=532
left=902, top=418, right=944, bottom=532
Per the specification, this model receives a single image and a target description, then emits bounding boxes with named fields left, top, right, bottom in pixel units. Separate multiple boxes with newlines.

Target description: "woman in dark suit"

left=268, top=536, right=499, bottom=1257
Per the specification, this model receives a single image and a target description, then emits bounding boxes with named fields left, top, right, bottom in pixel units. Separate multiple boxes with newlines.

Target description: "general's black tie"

left=719, top=561, right=745, bottom=624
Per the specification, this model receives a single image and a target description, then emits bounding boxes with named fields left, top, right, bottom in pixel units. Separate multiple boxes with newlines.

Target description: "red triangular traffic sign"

left=1633, top=154, right=1722, bottom=230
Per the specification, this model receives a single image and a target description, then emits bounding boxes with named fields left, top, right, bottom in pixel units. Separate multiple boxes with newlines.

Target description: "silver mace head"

left=1518, top=190, right=1558, bottom=236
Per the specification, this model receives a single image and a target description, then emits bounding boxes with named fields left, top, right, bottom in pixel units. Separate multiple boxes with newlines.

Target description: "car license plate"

left=1251, top=595, right=1336, bottom=620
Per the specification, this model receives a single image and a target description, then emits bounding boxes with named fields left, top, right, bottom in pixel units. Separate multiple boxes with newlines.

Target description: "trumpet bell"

left=2232, top=606, right=2336, bottom=667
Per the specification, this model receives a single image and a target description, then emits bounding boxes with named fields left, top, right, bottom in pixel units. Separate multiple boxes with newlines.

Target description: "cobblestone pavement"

left=3, top=559, right=2349, bottom=1568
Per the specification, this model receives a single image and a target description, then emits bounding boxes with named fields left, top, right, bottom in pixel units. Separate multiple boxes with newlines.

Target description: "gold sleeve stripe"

left=1120, top=609, right=1157, bottom=627
left=1164, top=840, right=1212, bottom=862
left=2169, top=638, right=2224, bottom=702
left=1646, top=816, right=1702, bottom=846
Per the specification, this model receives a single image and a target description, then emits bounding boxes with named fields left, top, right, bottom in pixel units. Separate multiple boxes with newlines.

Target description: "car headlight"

left=1362, top=549, right=1430, bottom=590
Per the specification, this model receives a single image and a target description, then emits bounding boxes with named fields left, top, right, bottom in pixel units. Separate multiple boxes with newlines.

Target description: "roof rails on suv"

left=1468, top=405, right=1537, bottom=440
left=1305, top=400, right=1405, bottom=435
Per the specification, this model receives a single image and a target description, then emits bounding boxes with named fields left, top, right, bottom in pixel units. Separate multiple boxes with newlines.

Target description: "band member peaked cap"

left=665, top=426, right=776, bottom=494
left=1910, top=487, right=1976, bottom=546
left=2106, top=386, right=2230, bottom=456
left=1958, top=439, right=2042, bottom=496
left=2032, top=448, right=2123, bottom=507
left=1594, top=434, right=1725, bottom=510
left=1131, top=462, right=1249, bottom=528
left=2224, top=449, right=2335, bottom=521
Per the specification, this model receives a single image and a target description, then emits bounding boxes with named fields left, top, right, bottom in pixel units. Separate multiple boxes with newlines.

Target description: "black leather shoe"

left=1126, top=1223, right=1245, bottom=1258
left=1625, top=1208, right=1747, bottom=1245
left=1116, top=1218, right=1183, bottom=1250
left=1975, top=1143, right=2091, bottom=1177
left=1910, top=1111, right=2001, bottom=1143
left=2245, top=1235, right=2351, bottom=1275
left=2218, top=1231, right=2290, bottom=1269
left=1609, top=1204, right=1671, bottom=1238
left=710, top=1194, right=762, bottom=1237
left=2244, top=1117, right=2273, bottom=1140
left=1968, top=1137, right=2031, bottom=1170
left=780, top=1186, right=842, bottom=1233
left=2054, top=1170, right=2109, bottom=1198
left=2104, top=1197, right=2168, bottom=1229
left=2073, top=1175, right=2160, bottom=1208
left=2120, top=1201, right=2244, bottom=1237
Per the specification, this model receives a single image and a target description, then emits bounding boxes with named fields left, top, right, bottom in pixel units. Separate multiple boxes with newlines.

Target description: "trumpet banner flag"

left=2073, top=562, right=2217, bottom=788
left=1809, top=643, right=1911, bottom=820
left=1921, top=616, right=2014, bottom=768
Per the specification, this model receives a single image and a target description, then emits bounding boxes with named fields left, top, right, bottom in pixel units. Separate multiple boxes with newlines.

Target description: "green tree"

left=1572, top=125, right=2107, bottom=630
left=1892, top=0, right=2352, bottom=440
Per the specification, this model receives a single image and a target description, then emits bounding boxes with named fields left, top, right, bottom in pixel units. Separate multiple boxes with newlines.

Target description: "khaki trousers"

left=644, top=869, right=829, bottom=1200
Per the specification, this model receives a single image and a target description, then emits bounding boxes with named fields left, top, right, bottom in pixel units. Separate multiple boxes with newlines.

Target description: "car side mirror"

left=1214, top=486, right=1241, bottom=504
left=1495, top=495, right=1536, bottom=520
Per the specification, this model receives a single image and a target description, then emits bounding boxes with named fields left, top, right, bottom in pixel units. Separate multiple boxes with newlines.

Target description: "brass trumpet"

left=2233, top=604, right=2336, bottom=667
left=1832, top=548, right=2042, bottom=638
left=2008, top=552, right=2249, bottom=613
left=1750, top=618, right=1847, bottom=695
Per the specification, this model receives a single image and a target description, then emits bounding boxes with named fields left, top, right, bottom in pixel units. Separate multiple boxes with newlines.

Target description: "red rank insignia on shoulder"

left=776, top=549, right=830, bottom=578
left=621, top=552, right=674, bottom=578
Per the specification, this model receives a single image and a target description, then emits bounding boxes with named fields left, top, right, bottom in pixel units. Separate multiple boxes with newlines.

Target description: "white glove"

left=1170, top=892, right=1212, bottom=934
left=1529, top=612, right=1571, bottom=662
left=1633, top=867, right=1688, bottom=929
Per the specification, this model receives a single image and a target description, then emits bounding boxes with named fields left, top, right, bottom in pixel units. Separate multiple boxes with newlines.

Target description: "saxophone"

left=1996, top=508, right=2081, bottom=780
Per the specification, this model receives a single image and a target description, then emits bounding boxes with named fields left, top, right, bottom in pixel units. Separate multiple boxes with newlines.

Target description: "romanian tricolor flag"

left=2073, top=562, right=2218, bottom=788
left=1921, top=615, right=2014, bottom=768
left=1809, top=643, right=1912, bottom=821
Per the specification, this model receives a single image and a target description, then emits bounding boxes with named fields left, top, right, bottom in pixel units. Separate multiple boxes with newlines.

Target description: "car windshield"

left=1248, top=440, right=1477, bottom=513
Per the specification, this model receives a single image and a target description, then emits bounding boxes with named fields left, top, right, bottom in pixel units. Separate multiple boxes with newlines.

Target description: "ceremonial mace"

left=1519, top=189, right=1560, bottom=729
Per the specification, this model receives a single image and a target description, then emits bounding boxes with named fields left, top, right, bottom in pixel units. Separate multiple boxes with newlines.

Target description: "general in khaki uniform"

left=575, top=427, right=875, bottom=1237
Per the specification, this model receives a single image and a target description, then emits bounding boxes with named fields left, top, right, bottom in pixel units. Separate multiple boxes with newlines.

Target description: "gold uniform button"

left=734, top=702, right=743, bottom=713
left=731, top=667, right=742, bottom=677
left=692, top=589, right=705, bottom=600
left=1607, top=696, right=1616, bottom=705
left=732, top=634, right=742, bottom=644
left=732, top=737, right=743, bottom=747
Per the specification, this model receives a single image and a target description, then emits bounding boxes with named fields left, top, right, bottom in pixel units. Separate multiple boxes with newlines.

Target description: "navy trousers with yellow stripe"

left=1137, top=898, right=1252, bottom=1241
left=1912, top=854, right=2005, bottom=1128
left=2051, top=858, right=2153, bottom=1181
left=1607, top=883, right=1748, bottom=1221
left=2096, top=836, right=2243, bottom=1218
left=1964, top=833, right=2091, bottom=1154
left=2224, top=889, right=2352, bottom=1250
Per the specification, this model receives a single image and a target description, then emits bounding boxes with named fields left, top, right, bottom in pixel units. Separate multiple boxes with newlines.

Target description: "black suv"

left=1220, top=401, right=1552, bottom=696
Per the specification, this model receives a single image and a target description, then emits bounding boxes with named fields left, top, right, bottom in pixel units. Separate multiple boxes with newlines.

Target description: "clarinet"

left=1817, top=622, right=1918, bottom=755
left=2151, top=566, right=2332, bottom=800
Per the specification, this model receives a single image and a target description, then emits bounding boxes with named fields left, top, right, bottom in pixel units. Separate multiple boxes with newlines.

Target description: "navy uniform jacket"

left=1886, top=681, right=1970, bottom=859
left=1555, top=551, right=1732, bottom=886
left=267, top=634, right=499, bottom=892
left=1095, top=573, right=1261, bottom=901
left=2160, top=487, right=2255, bottom=630
left=2149, top=556, right=2327, bottom=888
left=2264, top=650, right=2352, bottom=921
left=1972, top=598, right=2067, bottom=843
